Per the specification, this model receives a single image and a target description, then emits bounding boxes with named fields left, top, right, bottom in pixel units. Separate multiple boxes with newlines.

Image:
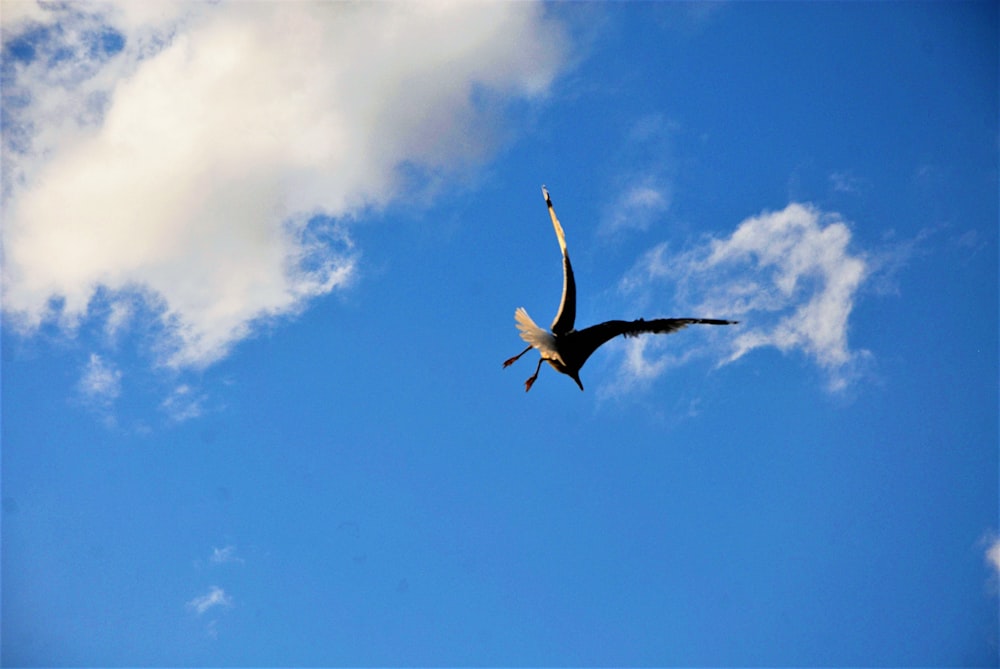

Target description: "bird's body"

left=504, top=186, right=737, bottom=391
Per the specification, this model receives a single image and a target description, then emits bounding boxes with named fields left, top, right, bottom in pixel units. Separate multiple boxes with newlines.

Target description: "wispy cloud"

left=618, top=335, right=701, bottom=385
left=209, top=545, right=244, bottom=566
left=619, top=202, right=869, bottom=391
left=981, top=532, right=1000, bottom=597
left=78, top=353, right=122, bottom=415
left=103, top=296, right=134, bottom=341
left=601, top=114, right=678, bottom=236
left=986, top=537, right=1000, bottom=577
left=603, top=178, right=672, bottom=235
left=186, top=586, right=232, bottom=616
left=2, top=2, right=570, bottom=369
left=160, top=384, right=205, bottom=423
left=828, top=170, right=867, bottom=195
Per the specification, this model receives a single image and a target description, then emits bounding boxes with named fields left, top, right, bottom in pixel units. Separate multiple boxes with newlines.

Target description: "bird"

left=503, top=186, right=738, bottom=392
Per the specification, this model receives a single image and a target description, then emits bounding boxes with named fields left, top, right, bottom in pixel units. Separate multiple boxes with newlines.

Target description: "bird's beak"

left=572, top=373, right=584, bottom=391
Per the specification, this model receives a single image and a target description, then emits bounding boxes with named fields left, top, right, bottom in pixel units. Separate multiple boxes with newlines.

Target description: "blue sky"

left=2, top=1, right=997, bottom=666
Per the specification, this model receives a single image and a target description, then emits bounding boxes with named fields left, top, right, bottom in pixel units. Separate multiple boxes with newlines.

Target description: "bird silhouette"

left=503, top=186, right=738, bottom=392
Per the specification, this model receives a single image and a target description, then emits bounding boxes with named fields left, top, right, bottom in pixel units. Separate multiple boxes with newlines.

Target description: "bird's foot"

left=502, top=357, right=518, bottom=368
left=524, top=376, right=536, bottom=392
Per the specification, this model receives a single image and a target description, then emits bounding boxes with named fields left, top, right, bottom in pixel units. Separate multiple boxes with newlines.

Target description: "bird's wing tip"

left=541, top=187, right=566, bottom=252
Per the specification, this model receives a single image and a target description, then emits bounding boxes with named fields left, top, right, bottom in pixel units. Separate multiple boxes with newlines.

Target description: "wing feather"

left=566, top=318, right=738, bottom=369
left=543, top=186, right=576, bottom=335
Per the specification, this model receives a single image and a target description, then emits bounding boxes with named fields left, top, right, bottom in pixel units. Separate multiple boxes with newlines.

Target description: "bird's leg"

left=524, top=358, right=544, bottom=392
left=503, top=345, right=532, bottom=368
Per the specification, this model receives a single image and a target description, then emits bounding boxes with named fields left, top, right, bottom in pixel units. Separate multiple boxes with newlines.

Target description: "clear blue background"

left=3, top=2, right=997, bottom=666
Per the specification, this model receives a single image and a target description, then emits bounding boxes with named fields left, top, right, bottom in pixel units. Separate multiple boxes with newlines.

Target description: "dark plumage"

left=503, top=186, right=738, bottom=391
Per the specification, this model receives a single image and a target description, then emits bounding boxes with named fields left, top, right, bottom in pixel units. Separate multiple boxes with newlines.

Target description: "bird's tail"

left=514, top=307, right=555, bottom=350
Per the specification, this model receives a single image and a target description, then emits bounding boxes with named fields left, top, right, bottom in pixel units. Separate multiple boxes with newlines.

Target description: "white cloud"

left=620, top=202, right=869, bottom=391
left=828, top=170, right=866, bottom=194
left=601, top=114, right=677, bottom=236
left=186, top=586, right=232, bottom=615
left=603, top=178, right=671, bottom=234
left=987, top=538, right=1000, bottom=577
left=616, top=335, right=699, bottom=387
left=1, top=0, right=49, bottom=24
left=78, top=352, right=122, bottom=403
left=209, top=545, right=243, bottom=566
left=2, top=1, right=569, bottom=368
left=102, top=295, right=135, bottom=341
left=160, top=383, right=204, bottom=422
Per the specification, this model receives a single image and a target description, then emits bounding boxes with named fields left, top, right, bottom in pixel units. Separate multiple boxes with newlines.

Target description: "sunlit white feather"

left=514, top=307, right=562, bottom=363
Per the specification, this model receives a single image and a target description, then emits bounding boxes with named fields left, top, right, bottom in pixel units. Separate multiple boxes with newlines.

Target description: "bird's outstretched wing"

left=567, top=318, right=738, bottom=369
left=543, top=186, right=576, bottom=336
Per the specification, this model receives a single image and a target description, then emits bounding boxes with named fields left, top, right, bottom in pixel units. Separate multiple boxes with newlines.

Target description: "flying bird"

left=503, top=186, right=738, bottom=392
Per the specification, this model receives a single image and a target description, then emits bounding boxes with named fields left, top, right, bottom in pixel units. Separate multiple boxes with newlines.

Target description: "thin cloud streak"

left=2, top=1, right=570, bottom=369
left=620, top=202, right=869, bottom=391
left=209, top=545, right=244, bottom=566
left=186, top=586, right=232, bottom=616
